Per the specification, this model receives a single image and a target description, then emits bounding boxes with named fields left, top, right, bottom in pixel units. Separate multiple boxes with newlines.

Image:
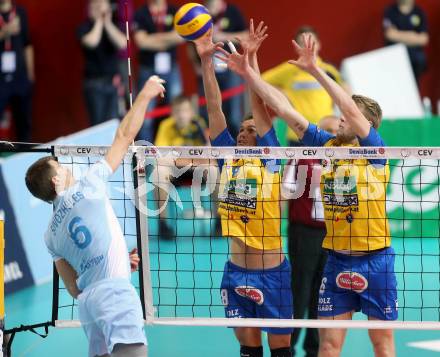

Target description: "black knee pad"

left=240, top=345, right=263, bottom=357
left=270, top=347, right=292, bottom=357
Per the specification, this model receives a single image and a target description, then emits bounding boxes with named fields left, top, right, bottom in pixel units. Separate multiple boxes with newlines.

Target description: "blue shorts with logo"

left=78, top=278, right=147, bottom=357
left=220, top=259, right=293, bottom=334
left=318, top=247, right=398, bottom=320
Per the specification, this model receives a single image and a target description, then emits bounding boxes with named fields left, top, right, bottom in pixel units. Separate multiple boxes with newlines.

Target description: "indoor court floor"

left=6, top=234, right=440, bottom=356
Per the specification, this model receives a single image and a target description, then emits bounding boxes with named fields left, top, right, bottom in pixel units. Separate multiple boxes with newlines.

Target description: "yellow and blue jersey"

left=301, top=124, right=390, bottom=251
left=212, top=127, right=282, bottom=250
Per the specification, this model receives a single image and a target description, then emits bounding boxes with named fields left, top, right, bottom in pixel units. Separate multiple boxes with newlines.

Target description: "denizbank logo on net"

left=234, top=148, right=263, bottom=155
left=348, top=148, right=385, bottom=157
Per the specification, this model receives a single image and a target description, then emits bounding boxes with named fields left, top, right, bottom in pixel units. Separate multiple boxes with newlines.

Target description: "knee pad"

left=240, top=345, right=263, bottom=357
left=270, top=347, right=292, bottom=357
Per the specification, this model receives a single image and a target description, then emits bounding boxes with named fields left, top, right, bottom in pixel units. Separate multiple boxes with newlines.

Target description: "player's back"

left=45, top=160, right=130, bottom=291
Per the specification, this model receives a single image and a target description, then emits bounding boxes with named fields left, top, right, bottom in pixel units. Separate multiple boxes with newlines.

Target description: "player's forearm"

left=310, top=65, right=369, bottom=137
left=309, top=65, right=359, bottom=119
left=249, top=53, right=271, bottom=135
left=200, top=57, right=227, bottom=138
left=104, top=21, right=127, bottom=50
left=82, top=20, right=104, bottom=48
left=118, top=91, right=154, bottom=141
left=385, top=28, right=429, bottom=47
left=244, top=68, right=308, bottom=137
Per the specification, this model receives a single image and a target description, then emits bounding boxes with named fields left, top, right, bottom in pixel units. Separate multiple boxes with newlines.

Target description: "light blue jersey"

left=45, top=160, right=146, bottom=356
left=44, top=160, right=131, bottom=290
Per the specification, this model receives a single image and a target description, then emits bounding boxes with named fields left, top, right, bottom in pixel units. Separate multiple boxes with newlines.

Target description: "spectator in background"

left=282, top=116, right=339, bottom=357
left=263, top=27, right=343, bottom=146
left=133, top=0, right=183, bottom=143
left=154, top=95, right=214, bottom=239
left=78, top=0, right=126, bottom=126
left=0, top=0, right=34, bottom=141
left=188, top=0, right=247, bottom=137
left=383, top=0, right=429, bottom=82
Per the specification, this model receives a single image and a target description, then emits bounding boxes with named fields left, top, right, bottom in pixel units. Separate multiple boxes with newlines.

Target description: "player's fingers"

left=259, top=33, right=269, bottom=42
left=259, top=25, right=268, bottom=38
left=307, top=33, right=312, bottom=49
left=214, top=54, right=229, bottom=63
left=311, top=41, right=316, bottom=55
left=291, top=39, right=302, bottom=53
left=216, top=46, right=231, bottom=57
left=227, top=40, right=238, bottom=53
left=287, top=60, right=299, bottom=66
left=256, top=21, right=265, bottom=34
left=249, top=18, right=254, bottom=34
left=130, top=247, right=138, bottom=254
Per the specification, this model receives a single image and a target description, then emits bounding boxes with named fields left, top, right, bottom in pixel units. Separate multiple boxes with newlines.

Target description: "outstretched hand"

left=142, top=75, right=166, bottom=98
left=194, top=29, right=225, bottom=60
left=288, top=33, right=318, bottom=73
left=215, top=42, right=252, bottom=78
left=239, top=19, right=268, bottom=55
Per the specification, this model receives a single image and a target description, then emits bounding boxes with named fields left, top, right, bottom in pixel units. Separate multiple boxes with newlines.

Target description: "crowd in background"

left=0, top=0, right=433, bottom=355
left=0, top=0, right=431, bottom=144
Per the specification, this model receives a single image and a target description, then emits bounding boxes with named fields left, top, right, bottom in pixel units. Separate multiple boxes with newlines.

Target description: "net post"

left=0, top=213, right=4, bottom=357
left=132, top=151, right=154, bottom=321
left=51, top=146, right=60, bottom=326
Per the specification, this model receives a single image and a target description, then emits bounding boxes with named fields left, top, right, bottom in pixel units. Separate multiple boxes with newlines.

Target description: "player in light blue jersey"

left=25, top=75, right=166, bottom=357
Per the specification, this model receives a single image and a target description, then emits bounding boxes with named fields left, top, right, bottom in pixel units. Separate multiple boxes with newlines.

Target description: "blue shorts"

left=220, top=259, right=293, bottom=334
left=78, top=278, right=147, bottom=357
left=318, top=247, right=398, bottom=320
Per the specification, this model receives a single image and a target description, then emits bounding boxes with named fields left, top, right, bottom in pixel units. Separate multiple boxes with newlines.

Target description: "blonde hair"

left=352, top=95, right=382, bottom=129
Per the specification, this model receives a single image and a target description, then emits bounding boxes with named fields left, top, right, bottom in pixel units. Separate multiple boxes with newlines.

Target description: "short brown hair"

left=242, top=112, right=254, bottom=122
left=25, top=156, right=58, bottom=203
left=352, top=95, right=383, bottom=129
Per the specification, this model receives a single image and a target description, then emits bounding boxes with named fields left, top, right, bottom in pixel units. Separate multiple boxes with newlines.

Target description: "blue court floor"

left=6, top=237, right=440, bottom=356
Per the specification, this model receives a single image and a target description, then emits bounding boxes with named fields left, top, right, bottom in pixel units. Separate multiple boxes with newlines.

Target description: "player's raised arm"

left=105, top=76, right=165, bottom=172
left=215, top=44, right=309, bottom=139
left=290, top=33, right=370, bottom=138
left=194, top=31, right=227, bottom=140
left=238, top=19, right=272, bottom=137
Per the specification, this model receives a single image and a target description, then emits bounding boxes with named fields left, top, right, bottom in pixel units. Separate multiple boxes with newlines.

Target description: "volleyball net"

left=46, top=145, right=440, bottom=330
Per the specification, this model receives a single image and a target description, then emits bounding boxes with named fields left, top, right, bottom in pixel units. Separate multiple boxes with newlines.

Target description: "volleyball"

left=174, top=3, right=213, bottom=41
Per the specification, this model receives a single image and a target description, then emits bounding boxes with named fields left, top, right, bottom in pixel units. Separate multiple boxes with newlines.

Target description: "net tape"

left=54, top=145, right=439, bottom=160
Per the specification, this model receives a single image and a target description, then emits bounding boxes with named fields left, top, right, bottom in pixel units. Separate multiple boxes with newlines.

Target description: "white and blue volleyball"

left=174, top=3, right=213, bottom=41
